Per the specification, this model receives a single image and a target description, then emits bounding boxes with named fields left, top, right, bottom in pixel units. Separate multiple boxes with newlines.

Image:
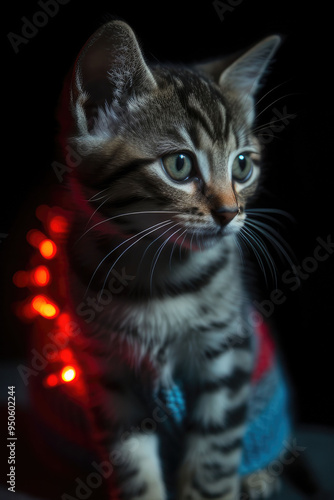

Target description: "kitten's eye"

left=232, top=153, right=253, bottom=183
left=161, top=153, right=194, bottom=182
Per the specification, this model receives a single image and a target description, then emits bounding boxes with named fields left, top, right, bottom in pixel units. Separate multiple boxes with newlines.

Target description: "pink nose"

left=212, top=206, right=239, bottom=226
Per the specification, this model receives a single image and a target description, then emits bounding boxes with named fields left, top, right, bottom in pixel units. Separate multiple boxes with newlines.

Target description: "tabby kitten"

left=62, top=20, right=281, bottom=500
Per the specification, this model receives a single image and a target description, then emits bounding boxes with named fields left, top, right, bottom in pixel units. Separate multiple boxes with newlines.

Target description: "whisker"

left=233, top=234, right=245, bottom=266
left=137, top=222, right=181, bottom=271
left=179, top=232, right=188, bottom=260
left=85, top=219, right=172, bottom=297
left=245, top=210, right=286, bottom=230
left=243, top=225, right=278, bottom=288
left=76, top=210, right=180, bottom=244
left=169, top=228, right=188, bottom=270
left=254, top=93, right=299, bottom=123
left=246, top=207, right=295, bottom=223
left=98, top=220, right=176, bottom=299
left=257, top=131, right=281, bottom=142
left=241, top=226, right=272, bottom=287
left=253, top=79, right=293, bottom=109
left=189, top=232, right=195, bottom=253
left=252, top=114, right=298, bottom=134
left=245, top=218, right=296, bottom=269
left=150, top=225, right=183, bottom=294
left=236, top=81, right=291, bottom=139
left=195, top=231, right=202, bottom=253
left=85, top=194, right=111, bottom=229
left=86, top=187, right=111, bottom=202
left=238, top=229, right=266, bottom=279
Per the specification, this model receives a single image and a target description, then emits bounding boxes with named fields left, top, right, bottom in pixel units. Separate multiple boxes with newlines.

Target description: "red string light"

left=26, top=229, right=45, bottom=248
left=39, top=239, right=57, bottom=259
left=31, top=266, right=50, bottom=286
left=31, top=295, right=59, bottom=319
left=49, top=215, right=68, bottom=234
left=44, top=374, right=58, bottom=388
left=59, top=349, right=74, bottom=363
left=61, top=366, right=77, bottom=383
left=16, top=207, right=80, bottom=390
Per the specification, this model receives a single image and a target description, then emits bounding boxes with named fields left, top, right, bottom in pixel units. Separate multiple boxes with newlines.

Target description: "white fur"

left=116, top=433, right=167, bottom=500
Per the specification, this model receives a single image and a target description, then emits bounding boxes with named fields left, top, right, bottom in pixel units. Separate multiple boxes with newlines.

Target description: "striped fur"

left=62, top=20, right=281, bottom=500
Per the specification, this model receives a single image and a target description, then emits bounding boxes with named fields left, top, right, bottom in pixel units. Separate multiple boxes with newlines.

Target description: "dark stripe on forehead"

left=187, top=123, right=201, bottom=150
left=186, top=104, right=217, bottom=143
left=168, top=69, right=233, bottom=145
left=206, top=148, right=214, bottom=170
left=231, top=122, right=241, bottom=150
left=196, top=82, right=231, bottom=143
left=221, top=101, right=230, bottom=142
left=185, top=93, right=230, bottom=146
left=171, top=78, right=215, bottom=139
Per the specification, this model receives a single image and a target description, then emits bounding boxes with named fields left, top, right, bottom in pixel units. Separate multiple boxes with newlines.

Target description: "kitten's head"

left=66, top=21, right=280, bottom=251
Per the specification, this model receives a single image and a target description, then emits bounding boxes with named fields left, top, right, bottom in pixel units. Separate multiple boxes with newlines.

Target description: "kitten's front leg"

left=178, top=347, right=253, bottom=500
left=112, top=432, right=167, bottom=500
left=103, top=354, right=167, bottom=500
left=178, top=419, right=245, bottom=500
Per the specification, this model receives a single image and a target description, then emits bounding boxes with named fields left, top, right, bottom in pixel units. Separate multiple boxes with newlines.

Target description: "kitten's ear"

left=218, top=36, right=281, bottom=96
left=197, top=36, right=280, bottom=121
left=71, top=20, right=156, bottom=135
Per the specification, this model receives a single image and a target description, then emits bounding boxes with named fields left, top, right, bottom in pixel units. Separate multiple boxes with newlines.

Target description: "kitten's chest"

left=152, top=288, right=245, bottom=386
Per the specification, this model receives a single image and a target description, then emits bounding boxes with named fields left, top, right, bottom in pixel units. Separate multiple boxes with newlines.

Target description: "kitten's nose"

left=212, top=206, right=239, bottom=226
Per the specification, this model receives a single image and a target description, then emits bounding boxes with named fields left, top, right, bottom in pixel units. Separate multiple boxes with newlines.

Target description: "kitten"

left=56, top=20, right=284, bottom=500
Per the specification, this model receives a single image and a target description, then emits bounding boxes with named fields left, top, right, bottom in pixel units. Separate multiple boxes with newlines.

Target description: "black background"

left=2, top=0, right=333, bottom=431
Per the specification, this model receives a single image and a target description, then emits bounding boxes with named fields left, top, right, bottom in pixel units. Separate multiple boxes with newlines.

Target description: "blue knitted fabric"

left=156, top=369, right=290, bottom=477
left=239, top=366, right=291, bottom=475
left=154, top=322, right=291, bottom=478
left=158, top=385, right=187, bottom=424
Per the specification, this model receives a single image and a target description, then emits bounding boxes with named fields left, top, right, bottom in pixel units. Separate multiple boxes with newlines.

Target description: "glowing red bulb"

left=49, top=215, right=68, bottom=234
left=26, top=229, right=45, bottom=248
left=56, top=312, right=72, bottom=330
left=31, top=295, right=59, bottom=319
left=45, top=374, right=58, bottom=387
left=31, top=265, right=50, bottom=286
left=61, top=366, right=76, bottom=383
left=39, top=239, right=57, bottom=259
left=60, top=349, right=73, bottom=363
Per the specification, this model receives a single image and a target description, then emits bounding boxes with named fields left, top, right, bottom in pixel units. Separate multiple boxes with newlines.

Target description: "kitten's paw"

left=179, top=488, right=237, bottom=500
left=178, top=464, right=239, bottom=500
left=242, top=469, right=281, bottom=499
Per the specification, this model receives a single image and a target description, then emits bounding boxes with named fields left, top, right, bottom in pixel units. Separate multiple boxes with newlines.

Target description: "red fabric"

left=251, top=320, right=276, bottom=383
